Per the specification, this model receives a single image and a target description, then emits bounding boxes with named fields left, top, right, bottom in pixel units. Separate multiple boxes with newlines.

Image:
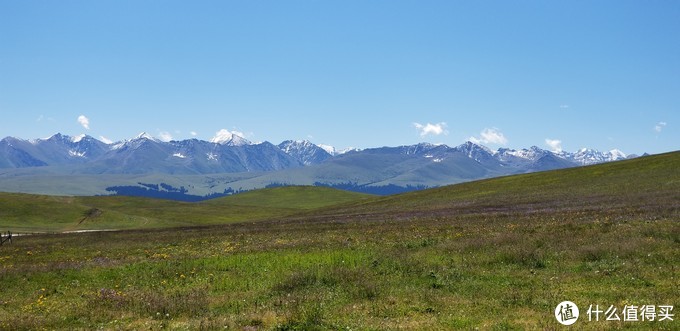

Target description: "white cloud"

left=99, top=136, right=113, bottom=144
left=158, top=131, right=173, bottom=142
left=469, top=128, right=508, bottom=145
left=190, top=131, right=198, bottom=136
left=413, top=122, right=448, bottom=136
left=559, top=104, right=569, bottom=109
left=654, top=121, right=667, bottom=133
left=545, top=138, right=562, bottom=152
left=77, top=115, right=90, bottom=130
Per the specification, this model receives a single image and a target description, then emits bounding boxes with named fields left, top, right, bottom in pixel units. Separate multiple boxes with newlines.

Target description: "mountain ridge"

left=0, top=132, right=642, bottom=197
left=0, top=132, right=634, bottom=170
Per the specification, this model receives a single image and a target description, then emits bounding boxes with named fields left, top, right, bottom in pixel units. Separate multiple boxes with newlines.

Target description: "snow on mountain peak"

left=455, top=141, right=495, bottom=159
left=609, top=149, right=627, bottom=159
left=279, top=140, right=311, bottom=152
left=338, top=147, right=360, bottom=154
left=563, top=147, right=629, bottom=165
left=35, top=133, right=67, bottom=143
left=318, top=144, right=336, bottom=155
left=32, top=133, right=90, bottom=144
left=316, top=144, right=359, bottom=156
left=135, top=132, right=156, bottom=140
left=277, top=140, right=334, bottom=165
left=210, top=129, right=251, bottom=146
left=110, top=132, right=157, bottom=150
left=72, top=134, right=86, bottom=143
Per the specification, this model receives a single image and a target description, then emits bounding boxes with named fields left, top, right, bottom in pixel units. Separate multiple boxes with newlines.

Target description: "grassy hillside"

left=315, top=151, right=680, bottom=221
left=204, top=185, right=373, bottom=210
left=0, top=186, right=371, bottom=232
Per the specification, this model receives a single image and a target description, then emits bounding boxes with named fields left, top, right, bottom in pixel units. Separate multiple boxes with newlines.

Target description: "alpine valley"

left=0, top=132, right=637, bottom=199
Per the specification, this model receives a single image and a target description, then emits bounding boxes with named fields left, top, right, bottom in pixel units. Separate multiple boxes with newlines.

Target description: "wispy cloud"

left=158, top=131, right=173, bottom=142
left=77, top=115, right=90, bottom=130
left=545, top=138, right=562, bottom=152
left=413, top=122, right=448, bottom=136
left=559, top=104, right=569, bottom=109
left=469, top=128, right=508, bottom=145
left=190, top=131, right=198, bottom=136
left=37, top=115, right=55, bottom=122
left=654, top=121, right=667, bottom=133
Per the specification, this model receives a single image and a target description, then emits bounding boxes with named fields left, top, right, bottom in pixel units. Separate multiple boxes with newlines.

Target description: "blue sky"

left=1, top=1, right=678, bottom=155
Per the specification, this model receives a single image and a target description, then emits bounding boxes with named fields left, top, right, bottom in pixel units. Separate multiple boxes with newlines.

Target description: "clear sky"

left=1, top=1, right=678, bottom=155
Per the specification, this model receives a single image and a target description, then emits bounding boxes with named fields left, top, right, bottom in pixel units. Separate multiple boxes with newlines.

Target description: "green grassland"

left=203, top=186, right=374, bottom=210
left=0, top=186, right=372, bottom=232
left=0, top=152, right=678, bottom=330
left=315, top=150, right=679, bottom=219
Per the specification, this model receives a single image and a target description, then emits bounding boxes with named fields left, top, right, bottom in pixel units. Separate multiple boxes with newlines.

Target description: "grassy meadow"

left=0, top=186, right=372, bottom=232
left=0, top=152, right=678, bottom=330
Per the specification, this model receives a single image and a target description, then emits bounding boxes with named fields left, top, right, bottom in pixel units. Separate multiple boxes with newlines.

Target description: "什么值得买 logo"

left=555, top=301, right=580, bottom=325
left=554, top=301, right=674, bottom=325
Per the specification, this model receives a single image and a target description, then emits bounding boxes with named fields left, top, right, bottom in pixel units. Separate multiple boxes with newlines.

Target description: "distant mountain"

left=209, top=129, right=252, bottom=146
left=226, top=141, right=633, bottom=194
left=0, top=132, right=639, bottom=197
left=0, top=137, right=48, bottom=168
left=0, top=134, right=108, bottom=168
left=93, top=134, right=300, bottom=174
left=561, top=148, right=629, bottom=165
left=278, top=140, right=333, bottom=165
left=317, top=144, right=360, bottom=156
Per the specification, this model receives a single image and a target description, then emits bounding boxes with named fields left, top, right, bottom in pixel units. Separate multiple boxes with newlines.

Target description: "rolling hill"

left=0, top=186, right=372, bottom=232
left=310, top=150, right=680, bottom=222
left=1, top=151, right=676, bottom=233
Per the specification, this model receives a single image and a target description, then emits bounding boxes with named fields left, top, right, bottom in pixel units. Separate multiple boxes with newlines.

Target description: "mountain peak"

left=456, top=141, right=494, bottom=154
left=609, top=149, right=626, bottom=158
left=278, top=139, right=332, bottom=165
left=110, top=132, right=158, bottom=150
left=36, top=133, right=68, bottom=143
left=72, top=134, right=87, bottom=143
left=33, top=133, right=90, bottom=145
left=210, top=129, right=251, bottom=146
left=317, top=144, right=359, bottom=156
left=280, top=139, right=314, bottom=146
left=134, top=132, right=156, bottom=141
left=318, top=144, right=335, bottom=155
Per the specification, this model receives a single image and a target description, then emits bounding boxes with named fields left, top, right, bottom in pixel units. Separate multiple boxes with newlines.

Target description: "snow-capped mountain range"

left=0, top=132, right=641, bottom=196
left=0, top=132, right=634, bottom=173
